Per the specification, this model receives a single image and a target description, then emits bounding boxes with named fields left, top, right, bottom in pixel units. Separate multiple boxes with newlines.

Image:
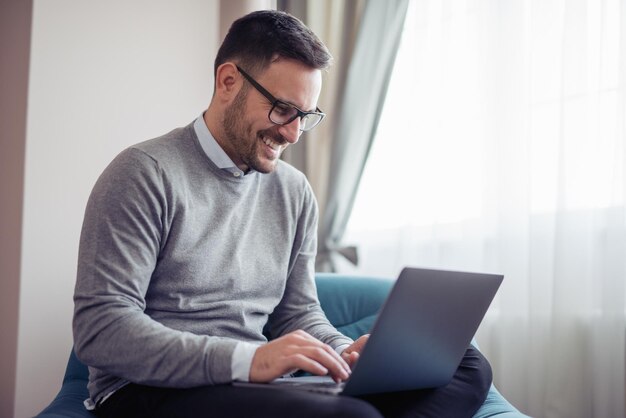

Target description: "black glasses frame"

left=236, top=65, right=325, bottom=132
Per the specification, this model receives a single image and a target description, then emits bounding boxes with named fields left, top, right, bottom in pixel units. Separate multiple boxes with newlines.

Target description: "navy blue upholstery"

left=36, top=273, right=527, bottom=417
left=37, top=350, right=91, bottom=418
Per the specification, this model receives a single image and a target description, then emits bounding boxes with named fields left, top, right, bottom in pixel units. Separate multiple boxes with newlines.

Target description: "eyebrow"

left=237, top=66, right=317, bottom=113
left=276, top=98, right=317, bottom=114
left=262, top=84, right=316, bottom=113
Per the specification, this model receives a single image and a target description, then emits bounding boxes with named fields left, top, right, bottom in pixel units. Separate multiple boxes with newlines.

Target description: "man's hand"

left=249, top=330, right=352, bottom=383
left=341, top=334, right=370, bottom=369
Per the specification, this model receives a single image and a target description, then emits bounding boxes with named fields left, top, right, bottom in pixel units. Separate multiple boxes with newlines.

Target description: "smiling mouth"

left=261, top=134, right=283, bottom=151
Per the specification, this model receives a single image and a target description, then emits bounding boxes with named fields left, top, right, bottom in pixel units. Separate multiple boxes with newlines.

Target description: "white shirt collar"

left=193, top=114, right=247, bottom=178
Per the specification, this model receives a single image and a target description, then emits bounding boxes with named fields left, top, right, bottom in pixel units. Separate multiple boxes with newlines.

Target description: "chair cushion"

left=315, top=273, right=393, bottom=339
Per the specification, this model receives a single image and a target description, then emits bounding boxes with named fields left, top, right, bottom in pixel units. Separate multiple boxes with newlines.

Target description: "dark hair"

left=214, top=10, right=332, bottom=77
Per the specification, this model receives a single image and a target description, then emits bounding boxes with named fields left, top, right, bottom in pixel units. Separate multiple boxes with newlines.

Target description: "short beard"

left=222, top=87, right=286, bottom=174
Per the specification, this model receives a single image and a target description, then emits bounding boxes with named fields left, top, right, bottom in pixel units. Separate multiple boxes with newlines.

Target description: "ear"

left=214, top=62, right=242, bottom=104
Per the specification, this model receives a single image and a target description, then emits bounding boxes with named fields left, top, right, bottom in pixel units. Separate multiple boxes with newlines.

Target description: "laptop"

left=234, top=267, right=503, bottom=396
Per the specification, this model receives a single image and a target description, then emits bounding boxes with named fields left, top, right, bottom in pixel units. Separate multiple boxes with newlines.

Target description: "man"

left=73, top=10, right=492, bottom=418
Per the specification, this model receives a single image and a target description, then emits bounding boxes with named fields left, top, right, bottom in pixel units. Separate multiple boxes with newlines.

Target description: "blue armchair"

left=36, top=273, right=528, bottom=417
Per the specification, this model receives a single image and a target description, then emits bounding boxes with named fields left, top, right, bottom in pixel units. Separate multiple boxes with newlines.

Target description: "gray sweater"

left=73, top=122, right=352, bottom=405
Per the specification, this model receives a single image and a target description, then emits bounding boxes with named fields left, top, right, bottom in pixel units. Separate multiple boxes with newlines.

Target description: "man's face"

left=222, top=59, right=322, bottom=174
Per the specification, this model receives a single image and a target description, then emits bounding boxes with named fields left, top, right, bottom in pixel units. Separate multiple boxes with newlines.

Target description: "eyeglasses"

left=236, top=65, right=326, bottom=132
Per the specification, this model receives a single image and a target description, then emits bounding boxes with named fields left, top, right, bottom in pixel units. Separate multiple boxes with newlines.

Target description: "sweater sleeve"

left=73, top=148, right=237, bottom=390
left=265, top=178, right=353, bottom=349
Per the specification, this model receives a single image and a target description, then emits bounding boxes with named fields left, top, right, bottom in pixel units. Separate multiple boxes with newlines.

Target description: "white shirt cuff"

left=231, top=342, right=260, bottom=382
left=335, top=343, right=351, bottom=356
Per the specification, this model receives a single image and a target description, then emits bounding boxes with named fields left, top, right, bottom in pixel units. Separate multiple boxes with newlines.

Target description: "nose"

left=278, top=117, right=303, bottom=144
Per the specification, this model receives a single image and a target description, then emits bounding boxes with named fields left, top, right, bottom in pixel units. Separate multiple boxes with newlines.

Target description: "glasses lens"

left=269, top=102, right=324, bottom=131
left=270, top=102, right=298, bottom=124
left=300, top=113, right=323, bottom=131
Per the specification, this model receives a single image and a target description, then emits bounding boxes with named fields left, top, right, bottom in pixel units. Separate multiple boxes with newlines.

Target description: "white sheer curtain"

left=341, top=1, right=626, bottom=417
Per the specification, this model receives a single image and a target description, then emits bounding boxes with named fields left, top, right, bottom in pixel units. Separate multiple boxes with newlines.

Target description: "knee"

left=461, top=346, right=493, bottom=404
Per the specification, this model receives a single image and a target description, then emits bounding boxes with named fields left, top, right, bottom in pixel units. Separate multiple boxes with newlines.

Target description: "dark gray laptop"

left=235, top=267, right=503, bottom=396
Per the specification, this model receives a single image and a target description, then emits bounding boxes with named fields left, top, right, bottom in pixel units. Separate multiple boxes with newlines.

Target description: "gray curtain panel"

left=277, top=0, right=409, bottom=271
left=277, top=0, right=365, bottom=210
left=317, top=0, right=409, bottom=271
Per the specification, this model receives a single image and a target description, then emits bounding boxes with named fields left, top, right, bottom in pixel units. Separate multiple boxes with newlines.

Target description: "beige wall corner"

left=0, top=1, right=32, bottom=417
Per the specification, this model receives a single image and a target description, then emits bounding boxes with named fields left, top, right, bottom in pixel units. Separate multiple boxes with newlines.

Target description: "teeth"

left=262, top=135, right=280, bottom=150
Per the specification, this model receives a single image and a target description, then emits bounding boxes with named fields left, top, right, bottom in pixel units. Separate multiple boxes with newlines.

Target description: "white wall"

left=15, top=1, right=219, bottom=416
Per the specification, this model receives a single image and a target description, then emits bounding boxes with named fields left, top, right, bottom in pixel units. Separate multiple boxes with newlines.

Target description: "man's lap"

left=94, top=346, right=491, bottom=418
left=94, top=383, right=381, bottom=418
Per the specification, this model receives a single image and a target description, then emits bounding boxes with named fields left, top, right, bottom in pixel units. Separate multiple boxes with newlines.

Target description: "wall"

left=0, top=2, right=32, bottom=418
left=13, top=1, right=219, bottom=416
